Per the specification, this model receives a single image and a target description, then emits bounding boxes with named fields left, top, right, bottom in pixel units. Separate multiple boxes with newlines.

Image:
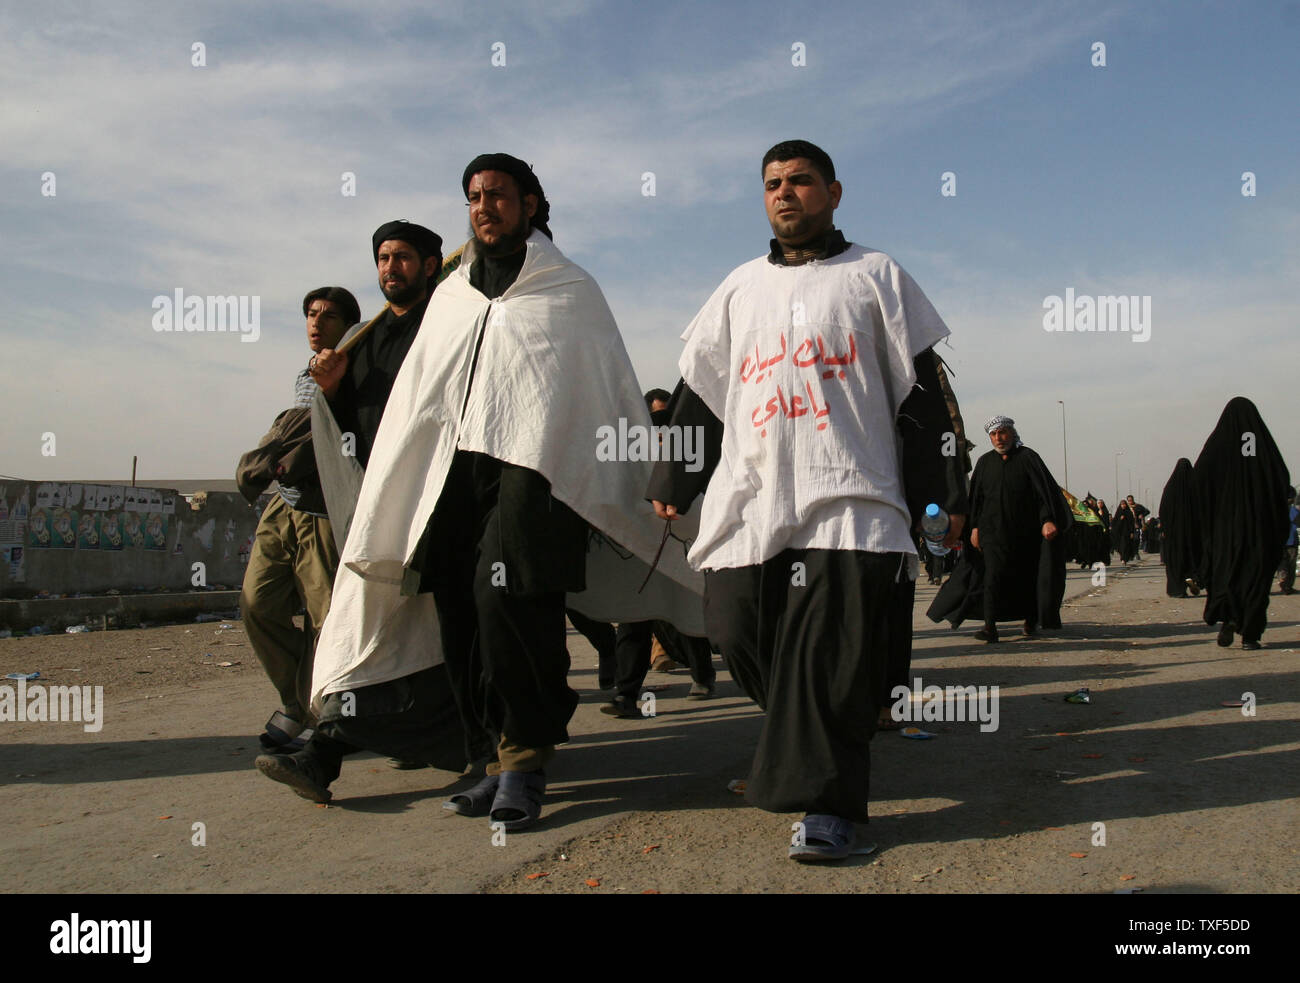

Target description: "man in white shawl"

left=648, top=141, right=967, bottom=861
left=303, top=154, right=702, bottom=827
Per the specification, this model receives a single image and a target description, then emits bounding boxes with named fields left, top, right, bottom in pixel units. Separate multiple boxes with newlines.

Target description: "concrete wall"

left=0, top=478, right=267, bottom=599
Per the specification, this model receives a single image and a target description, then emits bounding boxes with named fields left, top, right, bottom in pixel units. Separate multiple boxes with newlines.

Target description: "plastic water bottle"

left=921, top=503, right=950, bottom=556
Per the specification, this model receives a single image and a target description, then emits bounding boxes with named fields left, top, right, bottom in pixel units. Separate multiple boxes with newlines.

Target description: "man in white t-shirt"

left=648, top=140, right=968, bottom=861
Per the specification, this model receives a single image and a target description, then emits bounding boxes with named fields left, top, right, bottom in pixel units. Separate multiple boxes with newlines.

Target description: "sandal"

left=258, top=711, right=309, bottom=751
left=789, top=813, right=854, bottom=862
left=442, top=774, right=500, bottom=816
left=489, top=770, right=546, bottom=831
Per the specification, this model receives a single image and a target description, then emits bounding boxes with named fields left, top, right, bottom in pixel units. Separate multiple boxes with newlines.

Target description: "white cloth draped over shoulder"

left=310, top=230, right=704, bottom=711
left=679, top=244, right=950, bottom=573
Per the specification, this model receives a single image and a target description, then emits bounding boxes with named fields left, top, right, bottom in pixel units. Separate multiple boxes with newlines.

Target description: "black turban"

left=371, top=220, right=442, bottom=264
left=461, top=153, right=553, bottom=239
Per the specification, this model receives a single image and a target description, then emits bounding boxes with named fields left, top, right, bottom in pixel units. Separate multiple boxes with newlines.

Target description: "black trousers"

left=654, top=621, right=716, bottom=687
left=883, top=577, right=916, bottom=703
left=307, top=665, right=484, bottom=778
left=422, top=452, right=581, bottom=758
left=610, top=620, right=716, bottom=704
left=567, top=609, right=616, bottom=686
left=703, top=549, right=900, bottom=823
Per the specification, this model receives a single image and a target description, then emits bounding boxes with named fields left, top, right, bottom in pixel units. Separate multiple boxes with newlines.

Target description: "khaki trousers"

left=240, top=495, right=339, bottom=724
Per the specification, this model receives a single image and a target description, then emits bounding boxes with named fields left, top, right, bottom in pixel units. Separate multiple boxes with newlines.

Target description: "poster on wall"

left=8, top=545, right=24, bottom=582
left=99, top=512, right=125, bottom=550
left=143, top=513, right=167, bottom=550
left=27, top=508, right=51, bottom=547
left=49, top=508, right=77, bottom=548
left=122, top=512, right=145, bottom=548
left=96, top=486, right=111, bottom=511
left=77, top=512, right=100, bottom=549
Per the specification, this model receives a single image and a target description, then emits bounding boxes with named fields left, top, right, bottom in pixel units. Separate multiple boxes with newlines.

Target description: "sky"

left=2, top=0, right=1297, bottom=505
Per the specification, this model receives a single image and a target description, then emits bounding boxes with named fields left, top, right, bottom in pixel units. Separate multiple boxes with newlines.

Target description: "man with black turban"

left=1192, top=397, right=1290, bottom=649
left=307, top=155, right=703, bottom=828
left=968, top=416, right=1072, bottom=642
left=310, top=220, right=442, bottom=469
left=255, top=221, right=475, bottom=803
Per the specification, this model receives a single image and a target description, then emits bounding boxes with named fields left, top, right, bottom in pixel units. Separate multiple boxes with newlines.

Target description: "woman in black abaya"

left=1192, top=397, right=1291, bottom=649
left=1113, top=501, right=1137, bottom=563
left=1159, top=458, right=1202, bottom=597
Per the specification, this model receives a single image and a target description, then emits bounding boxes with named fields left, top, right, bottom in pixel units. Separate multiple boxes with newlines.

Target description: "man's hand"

left=944, top=513, right=966, bottom=549
left=970, top=527, right=980, bottom=550
left=652, top=500, right=680, bottom=521
left=310, top=348, right=348, bottom=398
left=1042, top=521, right=1058, bottom=541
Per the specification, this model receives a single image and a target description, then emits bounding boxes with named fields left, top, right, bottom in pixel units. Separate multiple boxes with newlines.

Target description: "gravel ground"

left=2, top=559, right=1296, bottom=894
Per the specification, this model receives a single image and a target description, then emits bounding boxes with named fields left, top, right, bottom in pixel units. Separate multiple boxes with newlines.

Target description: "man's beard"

left=380, top=273, right=427, bottom=307
left=470, top=215, right=531, bottom=258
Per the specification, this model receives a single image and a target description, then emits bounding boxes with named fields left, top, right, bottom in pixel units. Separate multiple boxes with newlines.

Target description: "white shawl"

left=311, top=231, right=703, bottom=709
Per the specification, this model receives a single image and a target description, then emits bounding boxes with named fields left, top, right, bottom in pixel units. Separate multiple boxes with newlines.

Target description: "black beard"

left=470, top=216, right=531, bottom=258
left=380, top=275, right=426, bottom=307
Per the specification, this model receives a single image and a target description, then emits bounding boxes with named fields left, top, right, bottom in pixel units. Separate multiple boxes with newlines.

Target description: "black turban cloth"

left=461, top=153, right=553, bottom=239
left=1192, top=397, right=1291, bottom=643
left=372, top=220, right=442, bottom=263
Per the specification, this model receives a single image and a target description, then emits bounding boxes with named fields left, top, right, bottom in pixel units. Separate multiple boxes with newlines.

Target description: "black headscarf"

left=372, top=220, right=442, bottom=263
left=461, top=153, right=553, bottom=239
left=1192, top=397, right=1291, bottom=636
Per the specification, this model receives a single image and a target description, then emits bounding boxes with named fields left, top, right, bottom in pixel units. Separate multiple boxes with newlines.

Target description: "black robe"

left=966, top=444, right=1072, bottom=628
left=1193, top=397, right=1291, bottom=643
left=328, top=295, right=431, bottom=468
left=1113, top=504, right=1138, bottom=562
left=1159, top=458, right=1201, bottom=596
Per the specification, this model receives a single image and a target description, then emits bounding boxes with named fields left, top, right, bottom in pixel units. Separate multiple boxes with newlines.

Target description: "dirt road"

left=3, top=560, right=1296, bottom=894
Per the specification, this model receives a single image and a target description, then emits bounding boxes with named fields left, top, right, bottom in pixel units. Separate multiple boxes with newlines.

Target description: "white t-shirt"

left=679, top=243, right=950, bottom=572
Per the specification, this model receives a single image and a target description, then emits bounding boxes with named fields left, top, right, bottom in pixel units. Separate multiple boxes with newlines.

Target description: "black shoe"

left=1021, top=621, right=1038, bottom=637
left=255, top=750, right=333, bottom=803
left=1216, top=623, right=1235, bottom=648
left=973, top=626, right=999, bottom=643
left=1242, top=640, right=1261, bottom=651
left=387, top=758, right=427, bottom=770
left=600, top=695, right=643, bottom=718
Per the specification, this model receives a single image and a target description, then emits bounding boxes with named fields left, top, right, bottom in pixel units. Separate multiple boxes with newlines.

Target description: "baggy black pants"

left=421, top=451, right=582, bottom=766
left=703, top=549, right=901, bottom=823
left=612, top=619, right=716, bottom=704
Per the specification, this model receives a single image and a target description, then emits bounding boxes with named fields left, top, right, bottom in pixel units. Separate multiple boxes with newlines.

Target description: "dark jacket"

left=236, top=406, right=326, bottom=514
